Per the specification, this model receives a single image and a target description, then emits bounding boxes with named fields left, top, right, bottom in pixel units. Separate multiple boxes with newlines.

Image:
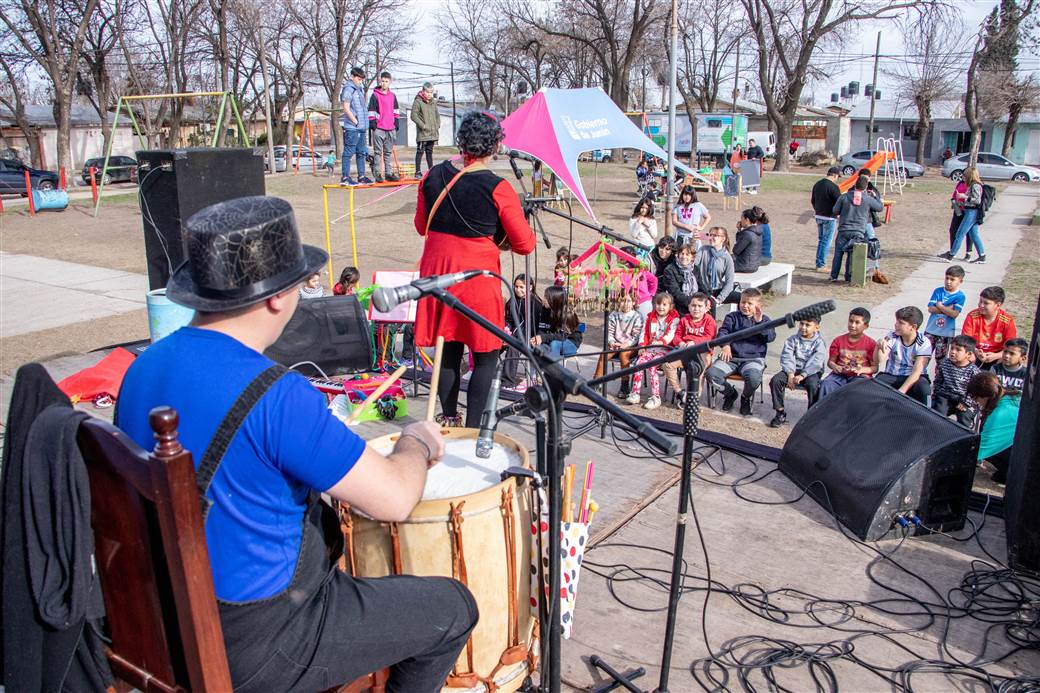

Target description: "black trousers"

left=769, top=371, right=821, bottom=410
left=415, top=140, right=435, bottom=172
left=438, top=341, right=499, bottom=427
left=875, top=372, right=931, bottom=405
left=931, top=394, right=976, bottom=428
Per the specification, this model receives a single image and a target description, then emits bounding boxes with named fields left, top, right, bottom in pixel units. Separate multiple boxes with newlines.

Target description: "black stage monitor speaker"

left=779, top=378, right=979, bottom=541
left=136, top=147, right=265, bottom=290
left=265, top=296, right=373, bottom=376
left=1004, top=296, right=1039, bottom=573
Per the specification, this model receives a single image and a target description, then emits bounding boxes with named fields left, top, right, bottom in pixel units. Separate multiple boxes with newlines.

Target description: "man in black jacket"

left=811, top=166, right=842, bottom=271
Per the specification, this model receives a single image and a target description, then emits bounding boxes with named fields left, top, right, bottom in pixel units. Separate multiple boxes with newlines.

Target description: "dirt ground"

left=0, top=155, right=1028, bottom=455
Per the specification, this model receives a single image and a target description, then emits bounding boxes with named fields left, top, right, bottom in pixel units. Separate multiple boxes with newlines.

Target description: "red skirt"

left=414, top=231, right=507, bottom=352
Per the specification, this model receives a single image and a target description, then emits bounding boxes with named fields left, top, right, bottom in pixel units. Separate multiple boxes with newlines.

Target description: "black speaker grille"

left=780, top=378, right=977, bottom=537
left=265, top=296, right=373, bottom=375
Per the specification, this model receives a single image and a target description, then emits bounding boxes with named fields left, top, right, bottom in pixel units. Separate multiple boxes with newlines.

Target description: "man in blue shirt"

left=118, top=196, right=476, bottom=692
left=339, top=66, right=373, bottom=185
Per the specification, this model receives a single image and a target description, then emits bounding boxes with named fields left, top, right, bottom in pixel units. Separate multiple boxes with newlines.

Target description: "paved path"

left=0, top=252, right=149, bottom=337
left=867, top=183, right=1037, bottom=340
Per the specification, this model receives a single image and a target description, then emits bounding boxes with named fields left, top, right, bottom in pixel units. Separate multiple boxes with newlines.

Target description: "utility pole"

left=867, top=32, right=881, bottom=152
left=664, top=0, right=678, bottom=237
left=450, top=62, right=457, bottom=145
left=641, top=63, right=649, bottom=112
left=732, top=48, right=739, bottom=113
left=257, top=33, right=276, bottom=174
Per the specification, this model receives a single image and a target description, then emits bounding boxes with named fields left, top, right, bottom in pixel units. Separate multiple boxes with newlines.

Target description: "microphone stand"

left=584, top=300, right=836, bottom=693
left=425, top=286, right=677, bottom=693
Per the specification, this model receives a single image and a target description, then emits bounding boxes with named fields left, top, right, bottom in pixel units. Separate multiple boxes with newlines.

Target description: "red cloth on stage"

left=413, top=162, right=535, bottom=352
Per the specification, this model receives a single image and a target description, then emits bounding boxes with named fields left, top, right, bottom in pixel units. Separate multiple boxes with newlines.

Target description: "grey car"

left=839, top=150, right=926, bottom=178
left=941, top=152, right=1040, bottom=182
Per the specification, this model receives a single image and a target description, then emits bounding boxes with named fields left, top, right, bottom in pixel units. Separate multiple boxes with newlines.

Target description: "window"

left=903, top=124, right=920, bottom=139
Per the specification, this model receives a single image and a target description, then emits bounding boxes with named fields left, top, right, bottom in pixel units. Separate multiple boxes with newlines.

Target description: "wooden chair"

left=78, top=407, right=384, bottom=693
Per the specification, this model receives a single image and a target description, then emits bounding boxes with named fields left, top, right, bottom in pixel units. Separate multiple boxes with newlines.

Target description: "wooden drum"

left=340, top=428, right=536, bottom=693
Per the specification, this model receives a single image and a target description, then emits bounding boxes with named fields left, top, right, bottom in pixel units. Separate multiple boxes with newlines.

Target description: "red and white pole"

left=59, top=166, right=66, bottom=190
left=24, top=170, right=35, bottom=215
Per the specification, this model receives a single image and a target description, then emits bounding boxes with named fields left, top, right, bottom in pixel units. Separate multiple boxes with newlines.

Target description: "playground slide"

left=838, top=150, right=895, bottom=193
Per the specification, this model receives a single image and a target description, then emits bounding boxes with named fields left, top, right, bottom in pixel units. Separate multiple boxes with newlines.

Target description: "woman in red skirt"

left=414, top=111, right=536, bottom=427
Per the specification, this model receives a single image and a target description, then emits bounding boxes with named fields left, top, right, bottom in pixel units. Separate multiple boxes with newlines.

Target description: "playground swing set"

left=91, top=91, right=251, bottom=216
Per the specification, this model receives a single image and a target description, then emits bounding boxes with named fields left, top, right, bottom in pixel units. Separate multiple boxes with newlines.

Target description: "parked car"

left=839, top=150, right=925, bottom=178
left=748, top=131, right=776, bottom=157
left=0, top=158, right=59, bottom=193
left=265, top=145, right=322, bottom=172
left=941, top=152, right=1040, bottom=182
left=81, top=156, right=138, bottom=185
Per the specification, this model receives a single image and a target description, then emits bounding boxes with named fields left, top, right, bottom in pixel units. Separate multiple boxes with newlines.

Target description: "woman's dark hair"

left=544, top=285, right=578, bottom=332
left=678, top=185, right=698, bottom=204
left=513, top=272, right=540, bottom=301
left=857, top=167, right=871, bottom=178
left=657, top=236, right=677, bottom=250
left=456, top=111, right=504, bottom=159
left=855, top=175, right=869, bottom=191
left=751, top=205, right=768, bottom=224
left=631, top=197, right=655, bottom=218
left=966, top=372, right=1004, bottom=418
left=555, top=246, right=571, bottom=261
left=333, top=265, right=360, bottom=294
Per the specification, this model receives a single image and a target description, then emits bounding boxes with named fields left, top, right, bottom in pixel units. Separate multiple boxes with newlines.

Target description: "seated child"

left=299, top=271, right=324, bottom=299
left=532, top=285, right=582, bottom=358
left=333, top=266, right=360, bottom=295
left=961, top=286, right=1018, bottom=369
left=651, top=236, right=677, bottom=281
left=768, top=316, right=826, bottom=428
left=992, top=337, right=1028, bottom=394
left=594, top=292, right=644, bottom=400
left=705, top=287, right=775, bottom=416
left=626, top=291, right=681, bottom=410
left=667, top=292, right=717, bottom=404
left=875, top=306, right=933, bottom=404
left=931, top=334, right=982, bottom=428
left=504, top=273, right=546, bottom=387
left=924, top=265, right=966, bottom=368
left=554, top=247, right=572, bottom=286
left=819, top=307, right=877, bottom=400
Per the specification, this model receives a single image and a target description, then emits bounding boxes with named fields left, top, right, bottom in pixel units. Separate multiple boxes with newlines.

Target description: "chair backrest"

left=77, top=406, right=232, bottom=691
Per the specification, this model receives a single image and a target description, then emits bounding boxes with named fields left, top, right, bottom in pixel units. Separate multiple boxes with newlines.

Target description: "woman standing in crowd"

left=939, top=166, right=987, bottom=265
left=629, top=197, right=659, bottom=248
left=414, top=111, right=536, bottom=427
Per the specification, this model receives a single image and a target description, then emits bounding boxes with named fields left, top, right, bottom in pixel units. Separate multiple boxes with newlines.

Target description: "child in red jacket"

left=626, top=291, right=680, bottom=410
left=667, top=292, right=718, bottom=404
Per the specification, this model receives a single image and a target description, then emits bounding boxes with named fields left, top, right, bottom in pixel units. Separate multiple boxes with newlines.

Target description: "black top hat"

left=167, top=196, right=328, bottom=312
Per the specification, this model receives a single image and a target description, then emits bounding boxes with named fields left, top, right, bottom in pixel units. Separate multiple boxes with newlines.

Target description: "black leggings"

left=949, top=212, right=974, bottom=253
left=415, top=141, right=435, bottom=172
left=437, top=341, right=499, bottom=428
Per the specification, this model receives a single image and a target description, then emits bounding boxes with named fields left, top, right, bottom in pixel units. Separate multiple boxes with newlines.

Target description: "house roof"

left=846, top=98, right=1040, bottom=123
left=0, top=104, right=108, bottom=127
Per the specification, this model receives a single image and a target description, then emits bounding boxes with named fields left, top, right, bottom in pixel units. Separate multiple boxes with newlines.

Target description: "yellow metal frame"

left=322, top=180, right=420, bottom=279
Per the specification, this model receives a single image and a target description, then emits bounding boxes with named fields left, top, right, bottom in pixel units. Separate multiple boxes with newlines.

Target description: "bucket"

left=146, top=289, right=194, bottom=342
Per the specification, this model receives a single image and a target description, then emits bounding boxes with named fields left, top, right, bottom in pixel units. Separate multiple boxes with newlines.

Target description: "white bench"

left=727, top=262, right=794, bottom=312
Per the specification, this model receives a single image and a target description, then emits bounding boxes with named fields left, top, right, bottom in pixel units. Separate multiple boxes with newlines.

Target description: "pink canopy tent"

left=500, top=87, right=710, bottom=220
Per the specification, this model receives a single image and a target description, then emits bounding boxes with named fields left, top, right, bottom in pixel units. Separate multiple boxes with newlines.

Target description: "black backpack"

left=976, top=184, right=997, bottom=224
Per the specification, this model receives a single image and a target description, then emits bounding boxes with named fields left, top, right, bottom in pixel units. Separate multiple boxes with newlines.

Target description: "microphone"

left=371, top=270, right=487, bottom=313
left=475, top=357, right=504, bottom=458
left=787, top=300, right=837, bottom=327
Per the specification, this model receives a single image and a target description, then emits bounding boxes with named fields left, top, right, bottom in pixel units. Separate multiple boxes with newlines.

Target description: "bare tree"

left=677, top=0, right=745, bottom=114
left=77, top=0, right=128, bottom=159
left=511, top=0, right=662, bottom=109
left=741, top=0, right=925, bottom=172
left=964, top=0, right=1037, bottom=164
left=0, top=0, right=100, bottom=172
left=886, top=7, right=966, bottom=165
left=0, top=51, right=44, bottom=166
left=437, top=0, right=510, bottom=108
left=1001, top=75, right=1040, bottom=157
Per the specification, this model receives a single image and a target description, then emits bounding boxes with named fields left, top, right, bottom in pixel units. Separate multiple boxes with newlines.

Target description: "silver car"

left=839, top=150, right=926, bottom=178
left=264, top=145, right=323, bottom=173
left=941, top=152, right=1040, bottom=182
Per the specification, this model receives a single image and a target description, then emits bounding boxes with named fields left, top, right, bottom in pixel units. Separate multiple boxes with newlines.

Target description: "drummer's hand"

left=400, top=421, right=445, bottom=467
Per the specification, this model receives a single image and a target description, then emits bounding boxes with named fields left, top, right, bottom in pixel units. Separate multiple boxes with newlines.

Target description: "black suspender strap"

left=196, top=364, right=289, bottom=521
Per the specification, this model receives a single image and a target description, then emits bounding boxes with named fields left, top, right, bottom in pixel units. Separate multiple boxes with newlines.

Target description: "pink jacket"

left=635, top=269, right=658, bottom=305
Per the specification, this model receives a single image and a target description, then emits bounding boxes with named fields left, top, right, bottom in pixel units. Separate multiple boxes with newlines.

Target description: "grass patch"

left=1002, top=219, right=1038, bottom=338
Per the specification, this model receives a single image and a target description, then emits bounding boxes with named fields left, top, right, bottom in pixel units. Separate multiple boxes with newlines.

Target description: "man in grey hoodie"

left=830, top=175, right=883, bottom=283
left=768, top=316, right=826, bottom=427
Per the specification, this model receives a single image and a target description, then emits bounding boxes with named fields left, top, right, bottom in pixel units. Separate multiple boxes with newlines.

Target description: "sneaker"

left=970, top=254, right=987, bottom=264
left=721, top=386, right=739, bottom=412
left=434, top=413, right=463, bottom=428
left=961, top=253, right=971, bottom=261
left=644, top=395, right=661, bottom=410
left=675, top=390, right=687, bottom=408
left=340, top=177, right=358, bottom=186
left=739, top=397, right=752, bottom=416
left=936, top=251, right=953, bottom=262
left=829, top=277, right=842, bottom=283
left=357, top=175, right=374, bottom=185
left=814, top=266, right=828, bottom=273
left=386, top=173, right=401, bottom=182
left=769, top=410, right=787, bottom=428
left=617, top=385, right=631, bottom=401
left=625, top=392, right=641, bottom=405
left=374, top=175, right=384, bottom=183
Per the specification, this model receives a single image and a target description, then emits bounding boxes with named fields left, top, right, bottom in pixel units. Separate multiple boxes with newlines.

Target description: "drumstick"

left=578, top=461, right=595, bottom=524
left=345, top=365, right=408, bottom=424
left=562, top=464, right=575, bottom=523
left=426, top=335, right=445, bottom=422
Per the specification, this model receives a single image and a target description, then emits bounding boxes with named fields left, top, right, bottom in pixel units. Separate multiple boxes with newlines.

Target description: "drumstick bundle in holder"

left=531, top=460, right=596, bottom=639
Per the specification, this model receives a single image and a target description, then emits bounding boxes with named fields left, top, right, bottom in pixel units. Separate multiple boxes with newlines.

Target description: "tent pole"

left=664, top=0, right=679, bottom=237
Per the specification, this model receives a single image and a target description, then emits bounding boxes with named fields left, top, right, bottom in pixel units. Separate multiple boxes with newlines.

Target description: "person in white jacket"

left=629, top=197, right=658, bottom=248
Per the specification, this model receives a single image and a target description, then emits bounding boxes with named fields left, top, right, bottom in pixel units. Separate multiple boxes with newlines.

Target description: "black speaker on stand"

left=264, top=296, right=374, bottom=376
left=136, top=148, right=265, bottom=290
left=779, top=378, right=979, bottom=541
left=1004, top=295, right=1040, bottom=573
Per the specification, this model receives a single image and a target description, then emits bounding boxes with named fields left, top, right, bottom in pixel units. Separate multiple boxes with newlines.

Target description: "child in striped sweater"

left=594, top=293, right=645, bottom=400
